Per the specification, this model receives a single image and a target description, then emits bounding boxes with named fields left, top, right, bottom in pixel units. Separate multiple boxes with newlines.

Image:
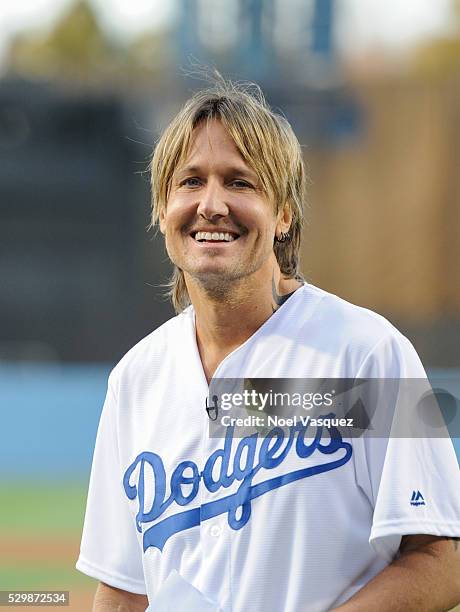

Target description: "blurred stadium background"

left=0, top=0, right=459, bottom=609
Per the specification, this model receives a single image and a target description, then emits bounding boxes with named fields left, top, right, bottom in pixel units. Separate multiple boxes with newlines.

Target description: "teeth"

left=194, top=231, right=236, bottom=242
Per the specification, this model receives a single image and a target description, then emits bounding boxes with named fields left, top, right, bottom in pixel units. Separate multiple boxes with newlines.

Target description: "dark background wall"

left=0, top=79, right=173, bottom=362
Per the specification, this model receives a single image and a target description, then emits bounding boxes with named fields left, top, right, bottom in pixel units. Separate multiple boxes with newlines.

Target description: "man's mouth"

left=191, top=231, right=240, bottom=243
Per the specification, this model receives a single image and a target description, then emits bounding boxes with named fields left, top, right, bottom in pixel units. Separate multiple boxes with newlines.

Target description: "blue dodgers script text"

left=123, top=420, right=352, bottom=552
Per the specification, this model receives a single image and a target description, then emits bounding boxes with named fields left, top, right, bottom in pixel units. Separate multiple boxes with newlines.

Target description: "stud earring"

left=276, top=231, right=290, bottom=243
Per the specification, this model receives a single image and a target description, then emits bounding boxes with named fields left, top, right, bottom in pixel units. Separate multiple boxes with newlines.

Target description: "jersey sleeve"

left=354, top=333, right=460, bottom=562
left=76, top=373, right=147, bottom=594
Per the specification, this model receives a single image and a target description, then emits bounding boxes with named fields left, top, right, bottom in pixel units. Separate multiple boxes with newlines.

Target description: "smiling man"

left=77, top=79, right=460, bottom=611
left=160, top=119, right=295, bottom=306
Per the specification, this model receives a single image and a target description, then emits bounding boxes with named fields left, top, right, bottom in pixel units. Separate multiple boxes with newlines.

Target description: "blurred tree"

left=8, top=0, right=115, bottom=81
left=5, top=0, right=174, bottom=86
left=411, top=0, right=460, bottom=78
left=125, top=30, right=176, bottom=81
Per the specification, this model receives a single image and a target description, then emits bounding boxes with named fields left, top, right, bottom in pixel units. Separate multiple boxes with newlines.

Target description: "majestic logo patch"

left=410, top=490, right=425, bottom=506
left=123, top=420, right=352, bottom=552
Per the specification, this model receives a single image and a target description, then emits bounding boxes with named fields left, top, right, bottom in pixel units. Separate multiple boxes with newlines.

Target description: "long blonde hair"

left=150, top=77, right=308, bottom=313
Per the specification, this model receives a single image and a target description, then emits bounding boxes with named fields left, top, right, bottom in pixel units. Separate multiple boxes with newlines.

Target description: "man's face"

left=160, top=120, right=281, bottom=290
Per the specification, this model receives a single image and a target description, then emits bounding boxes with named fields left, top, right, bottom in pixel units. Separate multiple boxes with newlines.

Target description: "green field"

left=0, top=482, right=88, bottom=534
left=0, top=482, right=95, bottom=593
left=0, top=565, right=92, bottom=590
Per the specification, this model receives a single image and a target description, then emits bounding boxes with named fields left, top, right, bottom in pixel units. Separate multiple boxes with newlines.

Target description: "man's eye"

left=181, top=178, right=202, bottom=187
left=230, top=180, right=252, bottom=188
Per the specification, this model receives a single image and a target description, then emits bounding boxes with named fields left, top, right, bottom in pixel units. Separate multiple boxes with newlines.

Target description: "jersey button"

left=210, top=524, right=221, bottom=538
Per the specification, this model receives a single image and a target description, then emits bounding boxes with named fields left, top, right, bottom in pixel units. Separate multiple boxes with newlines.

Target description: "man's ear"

left=159, top=207, right=166, bottom=234
left=275, top=202, right=293, bottom=238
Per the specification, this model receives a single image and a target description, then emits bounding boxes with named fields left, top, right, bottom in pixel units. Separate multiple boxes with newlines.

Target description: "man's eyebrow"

left=225, top=165, right=259, bottom=179
left=174, top=165, right=201, bottom=177
left=174, top=164, right=259, bottom=179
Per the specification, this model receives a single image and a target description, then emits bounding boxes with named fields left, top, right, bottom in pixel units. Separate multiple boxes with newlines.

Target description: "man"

left=77, top=79, right=460, bottom=611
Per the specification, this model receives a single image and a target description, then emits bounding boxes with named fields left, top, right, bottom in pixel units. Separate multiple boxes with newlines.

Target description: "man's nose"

left=196, top=181, right=229, bottom=220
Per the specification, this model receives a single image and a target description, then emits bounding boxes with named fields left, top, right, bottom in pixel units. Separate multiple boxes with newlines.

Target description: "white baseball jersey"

left=77, top=283, right=460, bottom=611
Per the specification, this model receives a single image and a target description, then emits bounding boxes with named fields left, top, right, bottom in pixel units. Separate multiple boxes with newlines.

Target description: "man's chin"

left=185, top=267, right=249, bottom=291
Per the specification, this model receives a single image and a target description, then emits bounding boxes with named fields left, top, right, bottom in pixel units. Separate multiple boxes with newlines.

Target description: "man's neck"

left=186, top=262, right=302, bottom=382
